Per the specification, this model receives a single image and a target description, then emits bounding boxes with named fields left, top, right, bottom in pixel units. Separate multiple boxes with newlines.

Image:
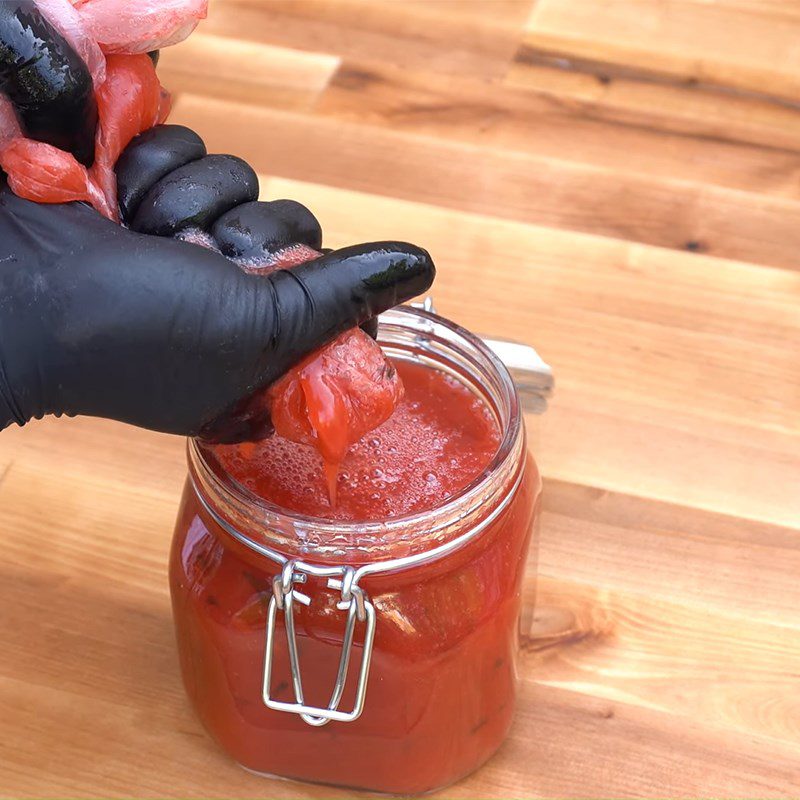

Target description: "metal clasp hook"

left=262, top=563, right=376, bottom=726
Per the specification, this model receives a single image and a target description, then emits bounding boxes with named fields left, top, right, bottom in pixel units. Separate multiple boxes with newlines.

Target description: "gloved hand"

left=0, top=130, right=434, bottom=439
left=0, top=8, right=435, bottom=442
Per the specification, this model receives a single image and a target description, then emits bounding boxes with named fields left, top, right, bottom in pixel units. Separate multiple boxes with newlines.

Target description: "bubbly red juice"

left=214, top=360, right=501, bottom=520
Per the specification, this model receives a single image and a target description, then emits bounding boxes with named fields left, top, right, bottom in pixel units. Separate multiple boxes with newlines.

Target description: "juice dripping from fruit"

left=302, top=366, right=348, bottom=504
left=267, top=326, right=404, bottom=505
left=213, top=360, right=501, bottom=522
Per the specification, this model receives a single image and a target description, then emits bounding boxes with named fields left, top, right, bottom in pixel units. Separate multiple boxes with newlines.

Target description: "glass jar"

left=169, top=306, right=546, bottom=795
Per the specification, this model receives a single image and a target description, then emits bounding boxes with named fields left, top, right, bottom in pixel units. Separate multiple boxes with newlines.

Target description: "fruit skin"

left=71, top=0, right=208, bottom=55
left=0, top=138, right=112, bottom=218
left=268, top=327, right=404, bottom=464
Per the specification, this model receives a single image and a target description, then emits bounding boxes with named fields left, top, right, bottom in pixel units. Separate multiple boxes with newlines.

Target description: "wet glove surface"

left=0, top=1, right=97, bottom=165
left=0, top=163, right=434, bottom=438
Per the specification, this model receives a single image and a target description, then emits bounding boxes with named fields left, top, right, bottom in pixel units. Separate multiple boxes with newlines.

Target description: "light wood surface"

left=2, top=1, right=800, bottom=797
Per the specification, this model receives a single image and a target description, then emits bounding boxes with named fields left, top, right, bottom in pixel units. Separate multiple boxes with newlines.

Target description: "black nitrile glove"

left=0, top=122, right=434, bottom=439
left=0, top=17, right=435, bottom=442
left=0, top=175, right=434, bottom=438
left=0, top=1, right=97, bottom=165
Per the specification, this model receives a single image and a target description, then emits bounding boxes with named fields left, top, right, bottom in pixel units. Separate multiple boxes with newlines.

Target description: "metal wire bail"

left=262, top=563, right=377, bottom=726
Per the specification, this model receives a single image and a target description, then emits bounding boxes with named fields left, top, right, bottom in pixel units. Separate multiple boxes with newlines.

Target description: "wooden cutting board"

left=2, top=1, right=799, bottom=797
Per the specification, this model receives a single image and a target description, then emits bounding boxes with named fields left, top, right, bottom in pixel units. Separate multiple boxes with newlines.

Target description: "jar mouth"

left=190, top=306, right=524, bottom=559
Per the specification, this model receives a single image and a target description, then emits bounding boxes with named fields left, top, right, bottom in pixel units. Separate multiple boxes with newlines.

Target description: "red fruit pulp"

left=215, top=245, right=407, bottom=504
left=91, top=53, right=170, bottom=216
left=212, top=359, right=501, bottom=521
left=0, top=138, right=104, bottom=209
left=267, top=328, right=404, bottom=504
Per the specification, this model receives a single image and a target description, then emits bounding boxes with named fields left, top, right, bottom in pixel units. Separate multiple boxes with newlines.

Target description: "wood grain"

left=158, top=32, right=339, bottom=110
left=2, top=1, right=800, bottom=798
left=172, top=94, right=800, bottom=270
left=317, top=60, right=800, bottom=198
left=505, top=51, right=800, bottom=153
left=525, top=0, right=800, bottom=102
left=203, top=0, right=532, bottom=79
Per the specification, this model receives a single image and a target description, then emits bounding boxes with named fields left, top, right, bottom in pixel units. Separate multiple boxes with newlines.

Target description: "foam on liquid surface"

left=212, top=361, right=500, bottom=521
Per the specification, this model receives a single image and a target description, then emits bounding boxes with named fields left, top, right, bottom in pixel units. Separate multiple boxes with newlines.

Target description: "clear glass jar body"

left=169, top=308, right=542, bottom=795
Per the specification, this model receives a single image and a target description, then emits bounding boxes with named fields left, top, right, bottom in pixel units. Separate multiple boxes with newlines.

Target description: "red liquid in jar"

left=215, top=360, right=501, bottom=520
left=170, top=359, right=541, bottom=794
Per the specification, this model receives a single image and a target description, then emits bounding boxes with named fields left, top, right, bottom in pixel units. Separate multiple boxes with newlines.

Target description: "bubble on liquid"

left=209, top=360, right=501, bottom=520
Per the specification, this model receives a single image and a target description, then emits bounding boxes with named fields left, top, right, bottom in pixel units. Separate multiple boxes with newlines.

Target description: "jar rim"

left=190, top=306, right=524, bottom=559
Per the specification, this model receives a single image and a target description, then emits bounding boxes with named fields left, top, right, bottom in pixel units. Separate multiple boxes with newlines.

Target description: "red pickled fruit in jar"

left=268, top=327, right=404, bottom=502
